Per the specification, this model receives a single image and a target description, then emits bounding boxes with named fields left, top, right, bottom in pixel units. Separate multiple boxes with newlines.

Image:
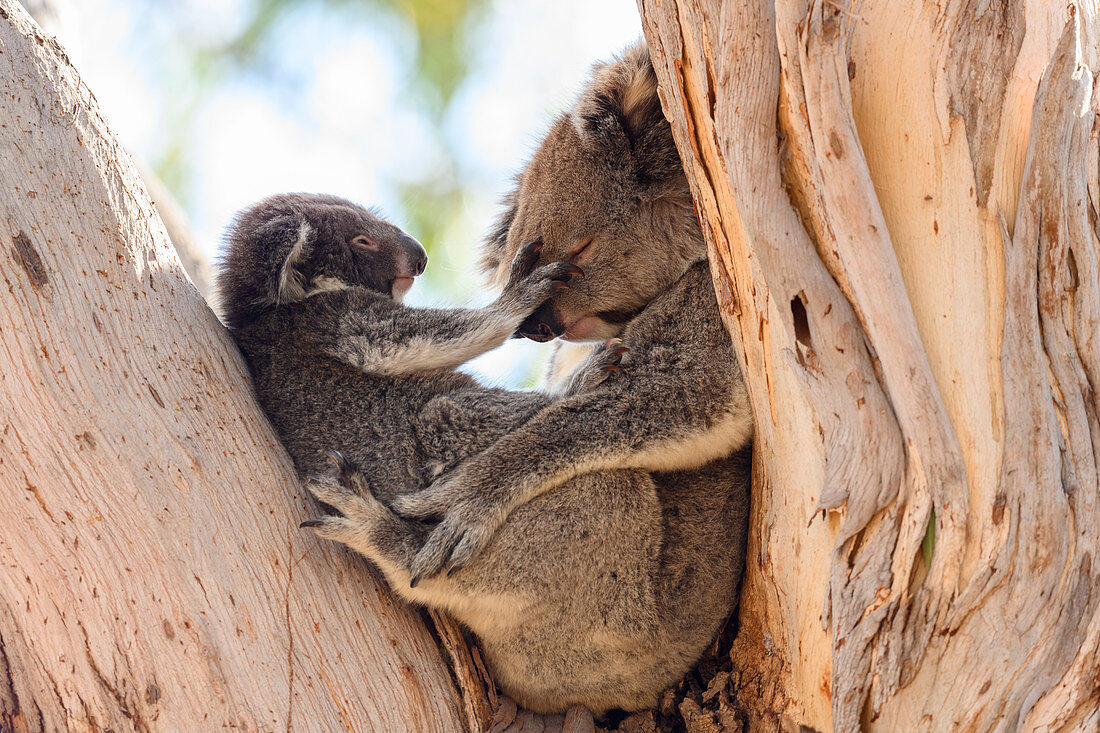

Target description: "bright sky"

left=49, top=0, right=642, bottom=387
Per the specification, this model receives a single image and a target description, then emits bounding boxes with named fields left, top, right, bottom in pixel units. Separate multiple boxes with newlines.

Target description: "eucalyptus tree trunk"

left=0, top=4, right=488, bottom=730
left=639, top=0, right=1100, bottom=730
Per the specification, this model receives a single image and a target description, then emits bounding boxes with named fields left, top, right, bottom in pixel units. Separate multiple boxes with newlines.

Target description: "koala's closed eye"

left=569, top=237, right=596, bottom=265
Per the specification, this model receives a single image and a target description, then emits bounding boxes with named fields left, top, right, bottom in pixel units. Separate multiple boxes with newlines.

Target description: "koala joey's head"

left=216, top=192, right=427, bottom=329
left=481, top=42, right=704, bottom=342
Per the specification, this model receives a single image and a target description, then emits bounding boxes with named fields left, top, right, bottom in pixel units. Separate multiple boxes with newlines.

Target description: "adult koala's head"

left=481, top=42, right=704, bottom=342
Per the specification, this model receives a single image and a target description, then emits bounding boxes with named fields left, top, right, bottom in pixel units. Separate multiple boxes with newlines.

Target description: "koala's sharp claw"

left=409, top=573, right=422, bottom=588
left=300, top=519, right=323, bottom=529
left=601, top=365, right=620, bottom=373
left=326, top=450, right=351, bottom=473
left=564, top=264, right=584, bottom=278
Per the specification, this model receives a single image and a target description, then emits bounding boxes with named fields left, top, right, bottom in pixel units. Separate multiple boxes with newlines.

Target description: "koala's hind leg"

left=415, top=389, right=551, bottom=481
left=302, top=455, right=530, bottom=618
left=301, top=458, right=429, bottom=592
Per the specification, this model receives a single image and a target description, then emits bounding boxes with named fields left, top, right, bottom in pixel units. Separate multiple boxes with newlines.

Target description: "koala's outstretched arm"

left=392, top=348, right=753, bottom=583
left=321, top=243, right=580, bottom=377
left=320, top=303, right=532, bottom=377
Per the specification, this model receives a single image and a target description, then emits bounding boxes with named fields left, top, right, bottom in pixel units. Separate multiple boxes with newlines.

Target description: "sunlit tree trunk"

left=639, top=0, right=1100, bottom=730
left=0, top=4, right=481, bottom=729
left=16, top=0, right=212, bottom=300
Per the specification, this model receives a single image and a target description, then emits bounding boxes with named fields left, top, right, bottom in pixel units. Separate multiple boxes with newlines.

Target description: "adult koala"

left=284, top=42, right=753, bottom=719
left=393, top=42, right=753, bottom=586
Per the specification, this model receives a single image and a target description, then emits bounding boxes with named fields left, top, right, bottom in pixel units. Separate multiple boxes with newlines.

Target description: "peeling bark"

left=640, top=0, right=1100, bottom=729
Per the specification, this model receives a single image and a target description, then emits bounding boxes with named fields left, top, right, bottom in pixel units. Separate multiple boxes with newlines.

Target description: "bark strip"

left=640, top=0, right=1100, bottom=729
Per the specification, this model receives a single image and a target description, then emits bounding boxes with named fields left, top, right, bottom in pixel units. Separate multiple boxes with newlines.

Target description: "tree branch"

left=0, top=3, right=466, bottom=728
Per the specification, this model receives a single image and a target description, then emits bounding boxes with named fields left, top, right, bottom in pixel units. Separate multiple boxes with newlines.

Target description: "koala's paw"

left=389, top=479, right=454, bottom=520
left=323, top=450, right=379, bottom=497
left=407, top=504, right=498, bottom=586
left=390, top=474, right=500, bottom=584
left=489, top=696, right=595, bottom=733
left=299, top=451, right=381, bottom=546
left=500, top=241, right=581, bottom=307
left=592, top=337, right=631, bottom=372
left=516, top=261, right=583, bottom=308
left=506, top=239, right=544, bottom=283
left=568, top=338, right=631, bottom=393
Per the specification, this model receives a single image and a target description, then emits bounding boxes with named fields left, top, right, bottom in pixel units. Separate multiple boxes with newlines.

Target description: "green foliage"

left=151, top=0, right=488, bottom=272
left=388, top=0, right=488, bottom=119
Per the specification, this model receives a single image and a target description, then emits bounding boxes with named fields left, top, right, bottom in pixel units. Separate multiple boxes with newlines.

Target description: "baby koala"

left=218, top=192, right=749, bottom=716
left=218, top=192, right=577, bottom=483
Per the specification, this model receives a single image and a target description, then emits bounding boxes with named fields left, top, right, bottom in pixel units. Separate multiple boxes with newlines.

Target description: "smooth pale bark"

left=0, top=3, right=474, bottom=730
left=640, top=0, right=1100, bottom=730
left=15, top=1, right=212, bottom=300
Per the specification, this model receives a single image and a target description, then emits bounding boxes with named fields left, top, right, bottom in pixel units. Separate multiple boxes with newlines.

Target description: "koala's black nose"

left=515, top=300, right=563, bottom=342
left=403, top=235, right=428, bottom=276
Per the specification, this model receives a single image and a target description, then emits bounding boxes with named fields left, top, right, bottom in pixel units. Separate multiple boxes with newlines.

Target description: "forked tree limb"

left=6, top=0, right=1099, bottom=728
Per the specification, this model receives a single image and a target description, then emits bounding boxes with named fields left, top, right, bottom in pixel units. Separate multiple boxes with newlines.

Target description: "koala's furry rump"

left=219, top=192, right=749, bottom=715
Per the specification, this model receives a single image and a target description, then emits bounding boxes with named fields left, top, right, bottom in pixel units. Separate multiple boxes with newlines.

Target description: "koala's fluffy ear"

left=216, top=206, right=316, bottom=329
left=272, top=218, right=314, bottom=304
left=572, top=42, right=659, bottom=145
left=571, top=41, right=684, bottom=194
left=479, top=187, right=518, bottom=287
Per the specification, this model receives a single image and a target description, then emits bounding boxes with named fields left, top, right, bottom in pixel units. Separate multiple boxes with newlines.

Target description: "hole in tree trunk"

left=791, top=292, right=813, bottom=353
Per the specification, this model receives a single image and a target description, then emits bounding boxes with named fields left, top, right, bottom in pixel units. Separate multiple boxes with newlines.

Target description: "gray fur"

left=480, top=42, right=702, bottom=343
left=307, top=446, right=749, bottom=715
left=219, top=192, right=573, bottom=483
left=390, top=42, right=754, bottom=585
left=219, top=191, right=749, bottom=714
left=393, top=261, right=753, bottom=578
